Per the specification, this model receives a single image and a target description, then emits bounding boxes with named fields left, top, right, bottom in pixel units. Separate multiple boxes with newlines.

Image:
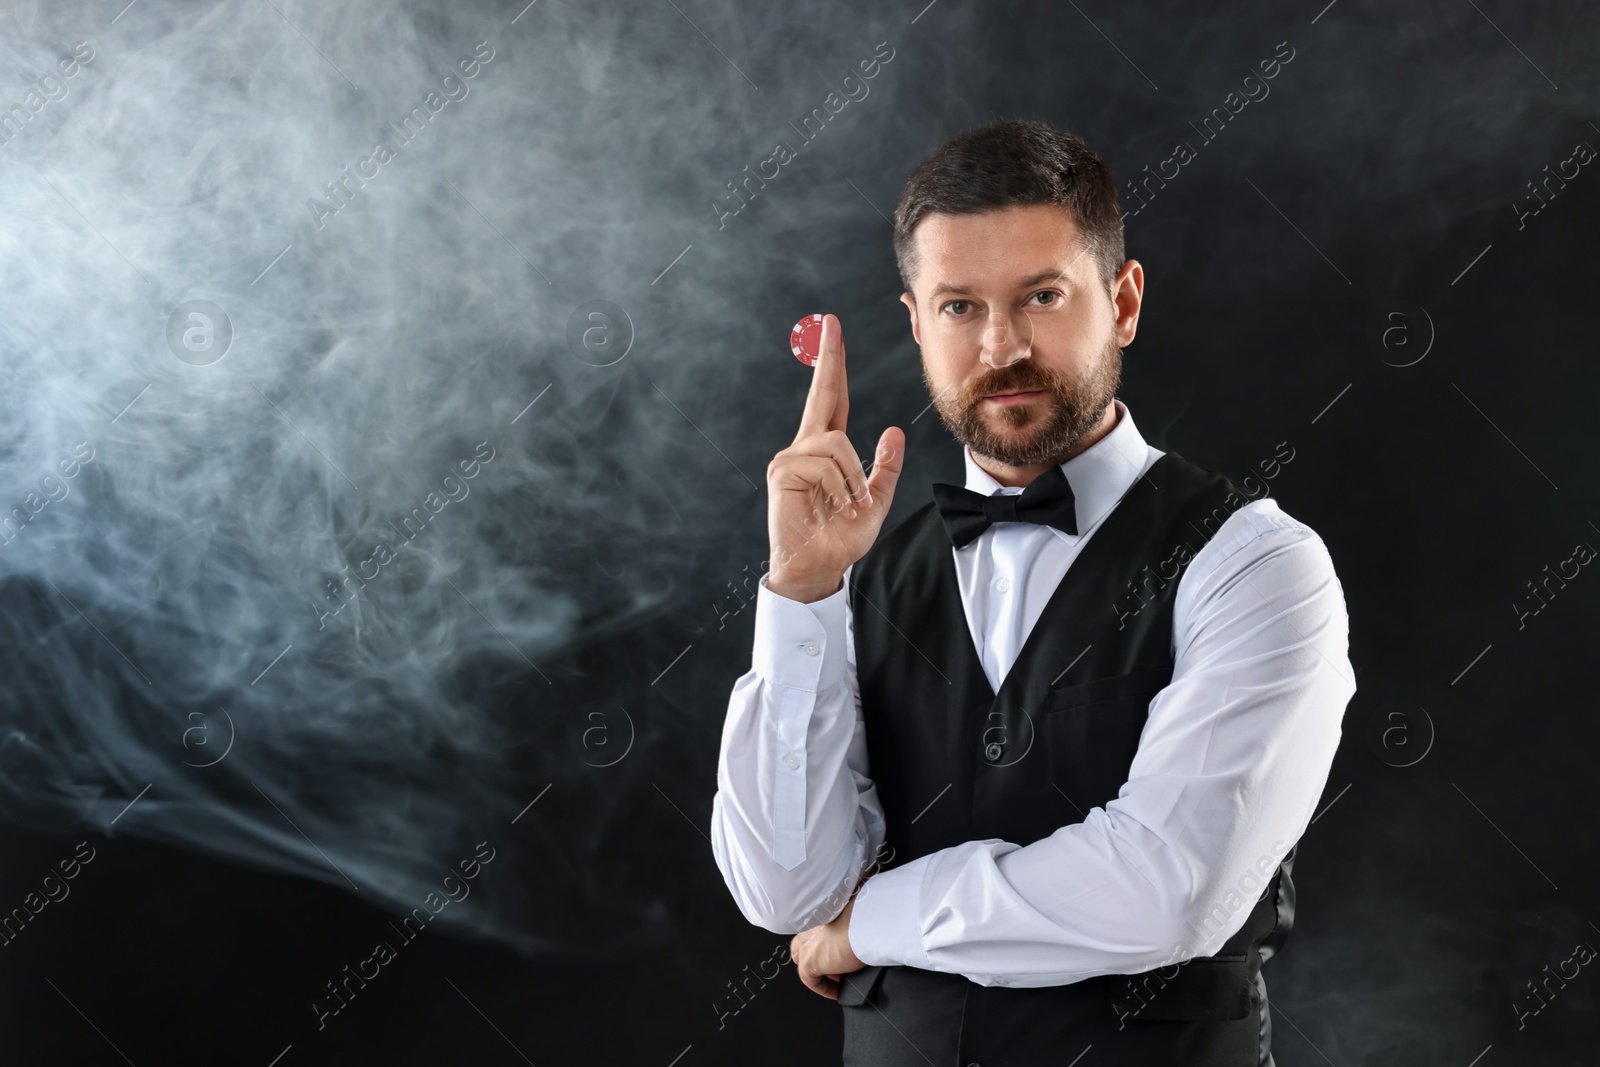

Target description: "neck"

left=972, top=401, right=1119, bottom=488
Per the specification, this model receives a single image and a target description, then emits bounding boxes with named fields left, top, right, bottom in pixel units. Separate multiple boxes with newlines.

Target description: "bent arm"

left=847, top=511, right=1355, bottom=986
left=711, top=566, right=885, bottom=934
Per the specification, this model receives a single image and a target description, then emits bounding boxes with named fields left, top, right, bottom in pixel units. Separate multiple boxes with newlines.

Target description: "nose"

left=979, top=309, right=1031, bottom=368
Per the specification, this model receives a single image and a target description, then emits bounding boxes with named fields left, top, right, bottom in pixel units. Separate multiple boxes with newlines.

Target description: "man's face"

left=900, top=204, right=1142, bottom=471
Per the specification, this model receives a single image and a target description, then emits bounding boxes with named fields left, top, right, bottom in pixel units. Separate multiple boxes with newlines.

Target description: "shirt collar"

left=960, top=397, right=1149, bottom=542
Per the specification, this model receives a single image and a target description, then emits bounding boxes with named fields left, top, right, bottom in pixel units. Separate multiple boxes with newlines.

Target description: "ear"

left=899, top=292, right=921, bottom=347
left=1110, top=259, right=1144, bottom=346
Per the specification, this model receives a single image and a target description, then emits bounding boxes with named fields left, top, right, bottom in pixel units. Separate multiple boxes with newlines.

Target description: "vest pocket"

left=1042, top=669, right=1170, bottom=817
left=837, top=964, right=886, bottom=1007
left=1107, top=955, right=1254, bottom=1022
left=1044, top=667, right=1170, bottom=712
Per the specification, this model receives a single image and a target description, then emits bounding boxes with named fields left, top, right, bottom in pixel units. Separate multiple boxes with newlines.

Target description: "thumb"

left=865, top=426, right=904, bottom=512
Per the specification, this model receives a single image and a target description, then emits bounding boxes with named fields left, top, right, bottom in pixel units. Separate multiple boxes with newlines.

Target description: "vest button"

left=984, top=741, right=1005, bottom=762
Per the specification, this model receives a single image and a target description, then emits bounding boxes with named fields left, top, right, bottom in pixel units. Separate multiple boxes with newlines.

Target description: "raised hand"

left=766, top=314, right=905, bottom=603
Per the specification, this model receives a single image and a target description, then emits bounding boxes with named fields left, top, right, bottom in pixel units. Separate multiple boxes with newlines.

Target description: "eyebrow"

left=926, top=269, right=1074, bottom=302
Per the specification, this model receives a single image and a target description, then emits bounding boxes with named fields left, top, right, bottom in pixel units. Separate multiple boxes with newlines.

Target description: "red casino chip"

left=790, top=313, right=824, bottom=366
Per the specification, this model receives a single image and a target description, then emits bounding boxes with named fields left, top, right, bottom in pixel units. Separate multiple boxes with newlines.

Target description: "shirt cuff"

left=846, top=853, right=933, bottom=969
left=752, top=572, right=848, bottom=693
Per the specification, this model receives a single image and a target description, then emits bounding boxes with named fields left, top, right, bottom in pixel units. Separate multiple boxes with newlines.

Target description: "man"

left=710, top=118, right=1354, bottom=1066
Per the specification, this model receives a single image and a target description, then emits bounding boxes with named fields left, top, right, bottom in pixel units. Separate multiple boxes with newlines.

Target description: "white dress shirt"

left=710, top=398, right=1355, bottom=987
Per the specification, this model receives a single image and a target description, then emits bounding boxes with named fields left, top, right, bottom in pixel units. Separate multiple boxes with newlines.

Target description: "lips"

left=984, top=389, right=1043, bottom=400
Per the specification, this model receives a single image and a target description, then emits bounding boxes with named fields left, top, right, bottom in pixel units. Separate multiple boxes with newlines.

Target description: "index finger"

left=796, top=313, right=848, bottom=441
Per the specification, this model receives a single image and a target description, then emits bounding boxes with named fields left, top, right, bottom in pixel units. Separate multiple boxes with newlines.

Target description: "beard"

left=922, top=329, right=1123, bottom=468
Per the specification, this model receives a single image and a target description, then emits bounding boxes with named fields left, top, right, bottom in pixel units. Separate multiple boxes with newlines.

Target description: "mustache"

left=963, top=363, right=1062, bottom=402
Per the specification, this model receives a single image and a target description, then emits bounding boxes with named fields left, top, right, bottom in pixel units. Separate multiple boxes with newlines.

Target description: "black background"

left=1, top=0, right=1597, bottom=1064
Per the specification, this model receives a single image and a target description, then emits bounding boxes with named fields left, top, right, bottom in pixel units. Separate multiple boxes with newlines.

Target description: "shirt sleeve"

left=846, top=503, right=1356, bottom=987
left=710, top=564, right=887, bottom=935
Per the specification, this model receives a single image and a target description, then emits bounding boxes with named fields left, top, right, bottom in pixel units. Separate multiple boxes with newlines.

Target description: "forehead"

left=911, top=204, right=1090, bottom=294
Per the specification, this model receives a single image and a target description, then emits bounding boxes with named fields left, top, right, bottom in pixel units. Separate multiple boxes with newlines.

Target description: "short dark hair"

left=893, top=118, right=1125, bottom=297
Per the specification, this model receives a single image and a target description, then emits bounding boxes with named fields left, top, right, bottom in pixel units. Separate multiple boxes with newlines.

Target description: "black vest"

left=838, top=451, right=1297, bottom=1067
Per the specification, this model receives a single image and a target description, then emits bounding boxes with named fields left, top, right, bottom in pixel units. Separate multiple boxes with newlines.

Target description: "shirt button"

left=984, top=741, right=1005, bottom=762
left=995, top=577, right=1010, bottom=594
left=784, top=754, right=800, bottom=769
left=801, top=641, right=819, bottom=656
left=994, top=975, right=1010, bottom=986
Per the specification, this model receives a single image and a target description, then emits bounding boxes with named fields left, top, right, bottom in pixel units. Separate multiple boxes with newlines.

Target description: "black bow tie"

left=930, top=464, right=1079, bottom=549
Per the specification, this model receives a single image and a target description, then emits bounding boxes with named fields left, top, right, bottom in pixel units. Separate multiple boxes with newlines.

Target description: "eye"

left=940, top=299, right=972, bottom=316
left=1028, top=289, right=1062, bottom=307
